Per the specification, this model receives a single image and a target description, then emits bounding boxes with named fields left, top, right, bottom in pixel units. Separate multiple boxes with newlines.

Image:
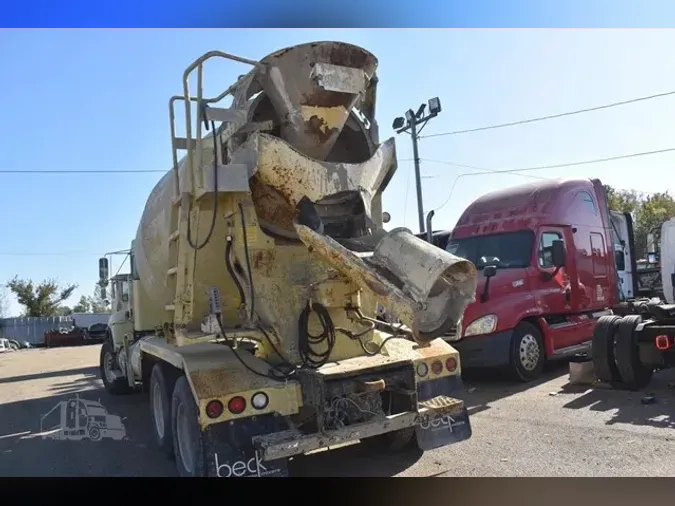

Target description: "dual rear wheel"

left=592, top=314, right=654, bottom=390
left=148, top=364, right=206, bottom=476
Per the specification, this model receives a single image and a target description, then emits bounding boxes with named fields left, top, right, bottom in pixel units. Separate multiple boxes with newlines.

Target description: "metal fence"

left=0, top=316, right=74, bottom=346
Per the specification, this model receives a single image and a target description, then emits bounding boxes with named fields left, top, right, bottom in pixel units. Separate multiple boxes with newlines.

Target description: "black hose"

left=238, top=202, right=256, bottom=319
left=225, top=239, right=246, bottom=308
left=223, top=236, right=296, bottom=381
left=298, top=301, right=336, bottom=369
left=214, top=312, right=294, bottom=382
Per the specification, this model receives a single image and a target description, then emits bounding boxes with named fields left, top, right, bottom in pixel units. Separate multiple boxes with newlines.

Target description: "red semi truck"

left=442, top=177, right=640, bottom=381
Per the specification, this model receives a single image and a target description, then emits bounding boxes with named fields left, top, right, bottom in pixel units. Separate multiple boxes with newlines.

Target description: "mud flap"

left=203, top=415, right=289, bottom=477
left=415, top=375, right=472, bottom=451
left=414, top=406, right=472, bottom=450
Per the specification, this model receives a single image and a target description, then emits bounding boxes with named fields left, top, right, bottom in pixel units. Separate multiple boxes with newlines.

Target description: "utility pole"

left=392, top=97, right=442, bottom=235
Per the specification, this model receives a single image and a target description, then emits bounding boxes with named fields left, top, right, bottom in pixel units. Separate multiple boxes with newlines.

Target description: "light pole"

left=392, top=97, right=442, bottom=235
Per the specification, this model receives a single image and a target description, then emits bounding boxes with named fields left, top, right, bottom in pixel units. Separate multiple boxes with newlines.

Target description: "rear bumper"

left=452, top=330, right=514, bottom=368
left=203, top=374, right=472, bottom=477
left=253, top=375, right=471, bottom=461
left=255, top=410, right=426, bottom=461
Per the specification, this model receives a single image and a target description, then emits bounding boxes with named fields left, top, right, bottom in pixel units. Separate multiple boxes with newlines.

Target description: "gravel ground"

left=0, top=344, right=673, bottom=477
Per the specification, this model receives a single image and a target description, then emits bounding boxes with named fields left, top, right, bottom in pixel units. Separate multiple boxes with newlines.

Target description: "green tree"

left=604, top=185, right=641, bottom=215
left=90, top=284, right=111, bottom=313
left=72, top=285, right=111, bottom=314
left=56, top=306, right=73, bottom=316
left=6, top=277, right=77, bottom=317
left=72, top=295, right=91, bottom=313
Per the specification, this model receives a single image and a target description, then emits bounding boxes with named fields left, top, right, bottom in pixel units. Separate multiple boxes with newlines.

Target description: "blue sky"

left=1, top=29, right=675, bottom=316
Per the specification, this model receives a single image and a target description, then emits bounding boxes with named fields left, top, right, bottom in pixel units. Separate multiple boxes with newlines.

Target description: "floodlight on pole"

left=393, top=97, right=443, bottom=234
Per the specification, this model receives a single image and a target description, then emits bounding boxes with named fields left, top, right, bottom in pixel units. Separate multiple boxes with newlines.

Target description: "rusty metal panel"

left=255, top=41, right=378, bottom=161
left=310, top=62, right=368, bottom=94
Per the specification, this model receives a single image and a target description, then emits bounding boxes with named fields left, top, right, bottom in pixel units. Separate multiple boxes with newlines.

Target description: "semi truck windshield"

left=446, top=231, right=534, bottom=268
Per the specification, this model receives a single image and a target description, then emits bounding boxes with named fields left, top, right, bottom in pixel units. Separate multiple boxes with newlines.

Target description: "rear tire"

left=150, top=363, right=176, bottom=459
left=171, top=376, right=207, bottom=477
left=99, top=338, right=134, bottom=395
left=592, top=315, right=622, bottom=383
left=88, top=425, right=102, bottom=441
left=614, top=315, right=654, bottom=390
left=509, top=322, right=545, bottom=382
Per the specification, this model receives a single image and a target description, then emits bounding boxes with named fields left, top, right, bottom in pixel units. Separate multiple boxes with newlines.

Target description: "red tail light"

left=655, top=335, right=671, bottom=351
left=228, top=396, right=246, bottom=414
left=431, top=360, right=443, bottom=375
left=445, top=357, right=458, bottom=372
left=206, top=400, right=224, bottom=419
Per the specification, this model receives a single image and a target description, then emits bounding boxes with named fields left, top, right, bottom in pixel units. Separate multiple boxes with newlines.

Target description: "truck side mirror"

left=98, top=258, right=109, bottom=286
left=615, top=250, right=626, bottom=271
left=480, top=264, right=498, bottom=303
left=551, top=240, right=566, bottom=268
left=483, top=265, right=497, bottom=278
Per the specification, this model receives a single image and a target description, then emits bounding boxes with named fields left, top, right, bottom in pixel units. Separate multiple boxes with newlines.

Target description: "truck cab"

left=105, top=273, right=133, bottom=348
left=447, top=178, right=627, bottom=381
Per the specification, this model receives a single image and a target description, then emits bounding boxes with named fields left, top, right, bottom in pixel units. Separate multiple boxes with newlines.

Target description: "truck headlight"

left=463, top=314, right=498, bottom=337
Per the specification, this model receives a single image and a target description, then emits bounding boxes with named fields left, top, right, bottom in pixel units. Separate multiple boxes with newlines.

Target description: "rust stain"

left=250, top=175, right=297, bottom=232
left=415, top=340, right=451, bottom=358
left=252, top=249, right=276, bottom=277
left=190, top=369, right=235, bottom=398
left=305, top=115, right=339, bottom=144
left=303, top=228, right=389, bottom=297
left=190, top=367, right=270, bottom=398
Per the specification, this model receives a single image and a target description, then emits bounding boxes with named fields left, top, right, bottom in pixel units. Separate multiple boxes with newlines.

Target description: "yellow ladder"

left=164, top=51, right=258, bottom=343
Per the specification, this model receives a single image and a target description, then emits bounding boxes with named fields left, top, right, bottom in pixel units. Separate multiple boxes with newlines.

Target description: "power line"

left=421, top=159, right=549, bottom=180
left=420, top=89, right=675, bottom=139
left=447, top=147, right=675, bottom=175
left=430, top=147, right=675, bottom=213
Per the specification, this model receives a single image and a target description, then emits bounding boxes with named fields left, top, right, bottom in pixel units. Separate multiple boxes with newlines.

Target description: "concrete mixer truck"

left=96, top=41, right=477, bottom=477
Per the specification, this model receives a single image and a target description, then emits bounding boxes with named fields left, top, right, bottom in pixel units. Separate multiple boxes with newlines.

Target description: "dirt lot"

left=1, top=344, right=674, bottom=477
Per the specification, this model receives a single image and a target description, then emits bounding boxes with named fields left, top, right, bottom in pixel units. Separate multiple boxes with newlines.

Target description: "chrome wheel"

left=176, top=401, right=194, bottom=474
left=152, top=382, right=165, bottom=440
left=519, top=334, right=540, bottom=371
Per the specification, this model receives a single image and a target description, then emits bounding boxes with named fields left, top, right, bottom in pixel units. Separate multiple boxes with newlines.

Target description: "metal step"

left=203, top=106, right=243, bottom=123
left=173, top=137, right=197, bottom=151
left=418, top=395, right=465, bottom=416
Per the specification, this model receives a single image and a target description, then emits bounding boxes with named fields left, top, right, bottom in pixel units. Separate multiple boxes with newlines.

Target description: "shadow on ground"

left=460, top=360, right=572, bottom=417
left=0, top=366, right=99, bottom=385
left=0, top=369, right=421, bottom=477
left=0, top=384, right=177, bottom=477
left=554, top=368, right=675, bottom=431
left=289, top=442, right=423, bottom=477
